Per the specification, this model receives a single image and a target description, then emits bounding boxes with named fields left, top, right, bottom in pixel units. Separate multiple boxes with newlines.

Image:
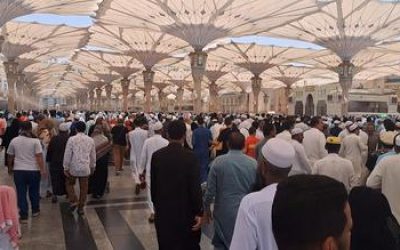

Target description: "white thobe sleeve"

left=298, top=145, right=312, bottom=174
left=319, top=134, right=328, bottom=159
left=312, top=161, right=320, bottom=175
left=339, top=140, right=345, bottom=158
left=366, top=161, right=384, bottom=189
left=348, top=165, right=358, bottom=189
left=230, top=198, right=257, bottom=250
left=139, top=141, right=149, bottom=173
left=358, top=138, right=368, bottom=155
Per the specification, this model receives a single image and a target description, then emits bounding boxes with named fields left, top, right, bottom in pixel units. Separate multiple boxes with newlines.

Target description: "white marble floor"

left=0, top=158, right=213, bottom=250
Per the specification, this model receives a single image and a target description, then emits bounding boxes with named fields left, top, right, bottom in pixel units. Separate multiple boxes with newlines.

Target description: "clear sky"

left=16, top=14, right=324, bottom=50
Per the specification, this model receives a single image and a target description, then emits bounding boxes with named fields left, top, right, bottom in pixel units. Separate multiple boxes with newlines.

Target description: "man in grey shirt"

left=203, top=132, right=257, bottom=249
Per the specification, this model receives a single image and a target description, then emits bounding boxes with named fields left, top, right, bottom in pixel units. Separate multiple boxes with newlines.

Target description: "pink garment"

left=0, top=186, right=20, bottom=248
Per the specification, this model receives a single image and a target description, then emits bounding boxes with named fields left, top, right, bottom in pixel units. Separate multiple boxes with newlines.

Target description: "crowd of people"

left=0, top=109, right=400, bottom=250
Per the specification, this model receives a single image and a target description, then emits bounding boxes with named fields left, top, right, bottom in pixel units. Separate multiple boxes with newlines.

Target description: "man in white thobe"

left=255, top=124, right=265, bottom=140
left=238, top=116, right=250, bottom=138
left=183, top=113, right=193, bottom=149
left=313, top=137, right=356, bottom=192
left=230, top=138, right=295, bottom=250
left=338, top=120, right=353, bottom=141
left=139, top=122, right=168, bottom=223
left=358, top=122, right=369, bottom=167
left=289, top=128, right=312, bottom=176
left=211, top=118, right=224, bottom=141
left=302, top=117, right=328, bottom=166
left=238, top=114, right=251, bottom=131
left=128, top=117, right=148, bottom=194
left=276, top=120, right=294, bottom=142
left=367, top=134, right=400, bottom=223
left=339, top=124, right=368, bottom=186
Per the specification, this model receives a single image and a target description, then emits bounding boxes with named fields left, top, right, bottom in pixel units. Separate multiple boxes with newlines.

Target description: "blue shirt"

left=192, top=126, right=212, bottom=155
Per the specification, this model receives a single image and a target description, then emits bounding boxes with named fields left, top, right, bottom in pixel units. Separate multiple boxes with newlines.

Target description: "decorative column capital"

left=143, top=70, right=155, bottom=84
left=336, top=61, right=355, bottom=81
left=121, top=78, right=130, bottom=93
left=105, top=84, right=113, bottom=98
left=209, top=81, right=219, bottom=96
left=4, top=60, right=18, bottom=76
left=189, top=51, right=208, bottom=70
left=177, top=87, right=184, bottom=96
left=251, top=76, right=262, bottom=94
left=96, top=87, right=103, bottom=97
left=88, top=89, right=95, bottom=99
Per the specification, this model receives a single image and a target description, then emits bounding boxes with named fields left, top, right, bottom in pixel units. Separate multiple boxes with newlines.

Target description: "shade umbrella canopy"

left=0, top=0, right=101, bottom=28
left=265, top=0, right=400, bottom=61
left=97, top=0, right=329, bottom=51
left=209, top=42, right=325, bottom=76
left=88, top=23, right=189, bottom=69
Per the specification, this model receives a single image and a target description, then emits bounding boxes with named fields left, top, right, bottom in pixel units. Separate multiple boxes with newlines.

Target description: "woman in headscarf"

left=89, top=124, right=112, bottom=199
left=349, top=186, right=400, bottom=250
left=1, top=119, right=20, bottom=168
left=38, top=127, right=53, bottom=198
left=46, top=123, right=70, bottom=203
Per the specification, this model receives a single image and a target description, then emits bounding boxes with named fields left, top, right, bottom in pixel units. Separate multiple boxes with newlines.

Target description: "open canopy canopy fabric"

left=265, top=0, right=400, bottom=61
left=97, top=0, right=328, bottom=51
left=3, top=0, right=400, bottom=112
left=209, top=42, right=326, bottom=77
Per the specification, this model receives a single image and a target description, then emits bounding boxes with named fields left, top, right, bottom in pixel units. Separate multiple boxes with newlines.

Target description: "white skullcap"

left=395, top=134, right=400, bottom=147
left=344, top=121, right=353, bottom=127
left=241, top=114, right=247, bottom=119
left=74, top=114, right=80, bottom=120
left=59, top=122, right=70, bottom=132
left=349, top=123, right=358, bottom=132
left=380, top=131, right=397, bottom=146
left=334, top=120, right=341, bottom=125
left=152, top=121, right=163, bottom=131
left=291, top=128, right=303, bottom=136
left=295, top=123, right=309, bottom=132
left=28, top=115, right=34, bottom=121
left=295, top=118, right=301, bottom=122
left=261, top=138, right=295, bottom=168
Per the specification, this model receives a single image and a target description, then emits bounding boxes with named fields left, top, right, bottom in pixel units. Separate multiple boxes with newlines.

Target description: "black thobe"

left=89, top=153, right=110, bottom=197
left=46, top=132, right=69, bottom=195
left=151, top=142, right=203, bottom=250
left=2, top=120, right=20, bottom=167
